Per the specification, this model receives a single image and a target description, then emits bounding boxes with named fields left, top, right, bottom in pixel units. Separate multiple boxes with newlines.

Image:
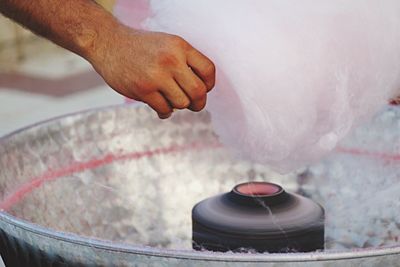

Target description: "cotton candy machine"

left=0, top=104, right=399, bottom=266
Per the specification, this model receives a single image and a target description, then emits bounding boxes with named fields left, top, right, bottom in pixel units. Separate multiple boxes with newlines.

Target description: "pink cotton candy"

left=114, top=0, right=150, bottom=29
left=115, top=0, right=400, bottom=172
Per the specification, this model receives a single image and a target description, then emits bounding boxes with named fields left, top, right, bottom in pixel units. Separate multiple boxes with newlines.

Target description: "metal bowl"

left=0, top=105, right=399, bottom=266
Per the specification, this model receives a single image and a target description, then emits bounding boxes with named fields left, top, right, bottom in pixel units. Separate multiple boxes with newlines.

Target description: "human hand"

left=88, top=26, right=216, bottom=119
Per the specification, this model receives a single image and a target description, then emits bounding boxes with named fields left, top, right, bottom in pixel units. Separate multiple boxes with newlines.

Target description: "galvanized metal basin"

left=0, top=105, right=399, bottom=266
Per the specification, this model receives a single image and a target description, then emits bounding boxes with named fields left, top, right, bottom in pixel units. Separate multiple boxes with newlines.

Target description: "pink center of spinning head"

left=236, top=182, right=281, bottom=197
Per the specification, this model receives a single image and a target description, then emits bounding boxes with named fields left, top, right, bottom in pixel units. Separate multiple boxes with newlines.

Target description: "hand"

left=88, top=26, right=216, bottom=119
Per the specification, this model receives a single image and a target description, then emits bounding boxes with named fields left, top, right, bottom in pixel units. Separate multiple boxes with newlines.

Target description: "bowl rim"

left=1, top=211, right=400, bottom=263
left=0, top=104, right=399, bottom=263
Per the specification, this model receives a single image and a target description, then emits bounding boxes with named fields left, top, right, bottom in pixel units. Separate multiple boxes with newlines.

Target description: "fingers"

left=174, top=68, right=208, bottom=112
left=186, top=48, right=216, bottom=92
left=141, top=92, right=173, bottom=119
left=159, top=80, right=191, bottom=110
left=134, top=37, right=216, bottom=117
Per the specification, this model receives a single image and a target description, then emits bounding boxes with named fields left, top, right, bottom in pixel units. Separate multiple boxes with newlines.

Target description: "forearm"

left=0, top=0, right=122, bottom=60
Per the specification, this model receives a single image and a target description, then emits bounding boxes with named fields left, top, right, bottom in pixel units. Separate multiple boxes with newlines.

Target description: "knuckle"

left=168, top=35, right=188, bottom=48
left=157, top=52, right=180, bottom=67
left=175, top=97, right=190, bottom=109
left=203, top=61, right=216, bottom=77
left=134, top=80, right=157, bottom=96
left=191, top=83, right=207, bottom=100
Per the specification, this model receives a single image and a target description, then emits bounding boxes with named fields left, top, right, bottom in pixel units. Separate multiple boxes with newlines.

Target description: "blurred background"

left=0, top=0, right=122, bottom=137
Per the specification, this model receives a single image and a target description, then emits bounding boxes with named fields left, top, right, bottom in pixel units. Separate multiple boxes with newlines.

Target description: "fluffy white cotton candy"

left=116, top=0, right=400, bottom=172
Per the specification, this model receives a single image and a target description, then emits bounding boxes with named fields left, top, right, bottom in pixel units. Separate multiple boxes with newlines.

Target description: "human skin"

left=0, top=0, right=216, bottom=119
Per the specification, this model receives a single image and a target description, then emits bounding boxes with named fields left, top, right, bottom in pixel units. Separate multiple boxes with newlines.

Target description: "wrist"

left=77, top=10, right=122, bottom=64
left=85, top=20, right=142, bottom=68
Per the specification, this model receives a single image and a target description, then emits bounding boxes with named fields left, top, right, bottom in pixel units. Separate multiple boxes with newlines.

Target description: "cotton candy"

left=115, top=0, right=400, bottom=172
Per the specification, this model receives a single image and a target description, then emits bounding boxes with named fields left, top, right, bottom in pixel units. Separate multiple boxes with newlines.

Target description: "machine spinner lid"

left=192, top=182, right=325, bottom=253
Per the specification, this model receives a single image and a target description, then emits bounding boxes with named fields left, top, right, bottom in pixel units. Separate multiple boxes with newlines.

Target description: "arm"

left=0, top=0, right=216, bottom=118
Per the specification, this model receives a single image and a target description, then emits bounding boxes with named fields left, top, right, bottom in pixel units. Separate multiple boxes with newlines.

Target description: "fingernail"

left=158, top=113, right=172, bottom=119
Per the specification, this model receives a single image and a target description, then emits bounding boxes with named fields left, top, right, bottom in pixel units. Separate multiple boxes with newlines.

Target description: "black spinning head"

left=192, top=182, right=324, bottom=253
